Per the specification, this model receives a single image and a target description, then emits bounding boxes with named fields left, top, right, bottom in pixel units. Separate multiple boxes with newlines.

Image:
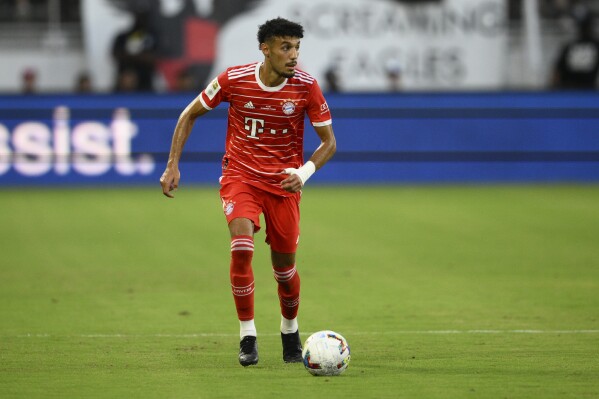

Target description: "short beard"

left=277, top=67, right=295, bottom=79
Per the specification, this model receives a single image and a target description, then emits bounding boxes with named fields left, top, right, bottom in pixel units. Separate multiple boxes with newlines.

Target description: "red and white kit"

left=199, top=61, right=332, bottom=197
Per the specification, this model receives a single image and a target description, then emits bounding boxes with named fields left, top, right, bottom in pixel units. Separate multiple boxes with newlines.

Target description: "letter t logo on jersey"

left=244, top=117, right=265, bottom=139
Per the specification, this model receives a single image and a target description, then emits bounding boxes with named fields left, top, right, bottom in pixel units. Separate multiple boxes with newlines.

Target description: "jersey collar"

left=255, top=62, right=288, bottom=92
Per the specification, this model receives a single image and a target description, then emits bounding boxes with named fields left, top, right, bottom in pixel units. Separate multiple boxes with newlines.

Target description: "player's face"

left=265, top=36, right=300, bottom=78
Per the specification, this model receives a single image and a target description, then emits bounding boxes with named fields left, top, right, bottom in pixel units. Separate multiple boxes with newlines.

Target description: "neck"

left=259, top=61, right=286, bottom=87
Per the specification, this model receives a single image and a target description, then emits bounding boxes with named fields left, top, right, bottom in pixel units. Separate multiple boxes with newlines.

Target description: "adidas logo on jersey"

left=244, top=101, right=255, bottom=109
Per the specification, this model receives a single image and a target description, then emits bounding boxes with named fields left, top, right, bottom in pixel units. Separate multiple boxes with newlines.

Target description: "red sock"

left=273, top=264, right=300, bottom=320
left=230, top=235, right=254, bottom=321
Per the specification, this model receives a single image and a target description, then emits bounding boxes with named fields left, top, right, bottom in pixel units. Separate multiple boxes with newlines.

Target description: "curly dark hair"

left=257, top=17, right=304, bottom=44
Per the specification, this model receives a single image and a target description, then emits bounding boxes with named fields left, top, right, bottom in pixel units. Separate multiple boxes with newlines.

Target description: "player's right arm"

left=160, top=96, right=210, bottom=198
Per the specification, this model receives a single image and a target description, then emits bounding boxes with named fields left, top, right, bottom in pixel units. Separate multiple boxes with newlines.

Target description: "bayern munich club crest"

left=223, top=200, right=235, bottom=216
left=282, top=100, right=296, bottom=115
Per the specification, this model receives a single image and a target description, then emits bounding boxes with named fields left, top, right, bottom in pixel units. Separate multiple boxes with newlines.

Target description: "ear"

left=260, top=42, right=270, bottom=58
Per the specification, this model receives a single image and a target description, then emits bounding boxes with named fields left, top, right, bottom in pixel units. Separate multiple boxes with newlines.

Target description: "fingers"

left=165, top=181, right=176, bottom=197
left=160, top=172, right=178, bottom=198
left=161, top=180, right=174, bottom=198
left=280, top=174, right=303, bottom=193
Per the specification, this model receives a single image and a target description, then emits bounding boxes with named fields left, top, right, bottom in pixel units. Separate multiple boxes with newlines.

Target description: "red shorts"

left=219, top=182, right=301, bottom=253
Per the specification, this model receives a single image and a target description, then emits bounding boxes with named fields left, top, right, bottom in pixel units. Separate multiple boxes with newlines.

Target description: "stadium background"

left=1, top=0, right=598, bottom=186
left=1, top=1, right=599, bottom=398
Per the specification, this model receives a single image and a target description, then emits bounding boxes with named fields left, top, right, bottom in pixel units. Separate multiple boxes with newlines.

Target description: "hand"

left=281, top=170, right=303, bottom=193
left=160, top=165, right=181, bottom=198
left=281, top=162, right=315, bottom=193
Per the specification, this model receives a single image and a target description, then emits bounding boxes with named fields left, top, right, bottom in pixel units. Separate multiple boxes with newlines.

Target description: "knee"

left=229, top=217, right=254, bottom=237
left=271, top=251, right=296, bottom=268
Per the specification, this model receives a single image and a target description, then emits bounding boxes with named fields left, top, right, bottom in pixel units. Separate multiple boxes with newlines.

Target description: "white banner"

left=213, top=0, right=507, bottom=91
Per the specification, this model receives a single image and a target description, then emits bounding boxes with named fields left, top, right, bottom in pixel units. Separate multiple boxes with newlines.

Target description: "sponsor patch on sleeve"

left=205, top=78, right=221, bottom=100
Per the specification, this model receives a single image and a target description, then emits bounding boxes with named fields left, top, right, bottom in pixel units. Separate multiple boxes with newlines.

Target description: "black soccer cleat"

left=281, top=330, right=303, bottom=363
left=239, top=335, right=259, bottom=367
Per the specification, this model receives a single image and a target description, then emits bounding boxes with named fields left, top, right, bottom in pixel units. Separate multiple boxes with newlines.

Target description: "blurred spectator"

left=75, top=72, right=93, bottom=93
left=21, top=68, right=37, bottom=94
left=385, top=57, right=402, bottom=92
left=111, top=11, right=159, bottom=92
left=552, top=9, right=599, bottom=89
left=324, top=65, right=341, bottom=93
left=114, top=68, right=139, bottom=93
left=174, top=68, right=195, bottom=92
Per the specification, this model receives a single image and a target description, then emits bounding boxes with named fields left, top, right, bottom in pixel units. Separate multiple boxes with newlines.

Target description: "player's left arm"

left=281, top=124, right=336, bottom=193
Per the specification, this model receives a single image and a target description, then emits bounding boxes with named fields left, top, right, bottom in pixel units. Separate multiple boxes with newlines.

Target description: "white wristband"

left=284, top=161, right=316, bottom=185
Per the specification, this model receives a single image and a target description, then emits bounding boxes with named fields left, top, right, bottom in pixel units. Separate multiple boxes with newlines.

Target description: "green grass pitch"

left=1, top=185, right=598, bottom=398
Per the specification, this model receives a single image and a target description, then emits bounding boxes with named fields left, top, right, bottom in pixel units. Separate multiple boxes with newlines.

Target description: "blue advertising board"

left=1, top=92, right=598, bottom=186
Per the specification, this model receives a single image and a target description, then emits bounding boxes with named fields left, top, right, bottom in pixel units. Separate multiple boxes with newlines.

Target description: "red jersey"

left=199, top=62, right=332, bottom=196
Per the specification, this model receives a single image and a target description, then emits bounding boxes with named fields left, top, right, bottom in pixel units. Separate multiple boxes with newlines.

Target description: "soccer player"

left=159, top=17, right=336, bottom=367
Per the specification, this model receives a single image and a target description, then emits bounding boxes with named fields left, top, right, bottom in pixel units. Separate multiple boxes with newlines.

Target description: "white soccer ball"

left=302, top=330, right=351, bottom=376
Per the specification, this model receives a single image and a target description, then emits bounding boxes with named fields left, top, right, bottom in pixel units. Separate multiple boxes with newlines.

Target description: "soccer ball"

left=302, top=330, right=350, bottom=376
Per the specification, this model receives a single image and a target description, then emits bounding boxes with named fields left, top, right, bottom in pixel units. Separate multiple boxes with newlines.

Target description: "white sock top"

left=280, top=316, right=298, bottom=334
left=240, top=319, right=257, bottom=339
